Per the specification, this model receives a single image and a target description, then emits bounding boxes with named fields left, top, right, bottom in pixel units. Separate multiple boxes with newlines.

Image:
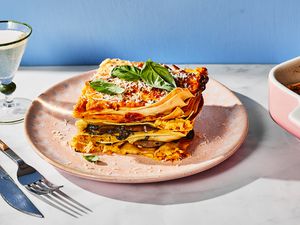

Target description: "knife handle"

left=0, top=140, right=24, bottom=165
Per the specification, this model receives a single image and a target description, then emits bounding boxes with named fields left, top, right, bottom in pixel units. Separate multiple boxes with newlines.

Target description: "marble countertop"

left=1, top=64, right=300, bottom=225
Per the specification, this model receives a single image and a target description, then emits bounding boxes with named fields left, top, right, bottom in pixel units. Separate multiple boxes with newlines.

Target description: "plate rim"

left=24, top=70, right=248, bottom=183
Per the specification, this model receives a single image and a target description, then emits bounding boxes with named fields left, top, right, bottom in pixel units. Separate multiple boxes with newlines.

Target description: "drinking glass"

left=0, top=20, right=32, bottom=124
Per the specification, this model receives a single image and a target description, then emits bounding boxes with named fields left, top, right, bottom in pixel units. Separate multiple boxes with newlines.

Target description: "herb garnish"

left=110, top=59, right=177, bottom=91
left=111, top=65, right=141, bottom=81
left=140, top=60, right=176, bottom=91
left=83, top=154, right=101, bottom=163
left=90, top=60, right=177, bottom=94
left=90, top=79, right=124, bottom=95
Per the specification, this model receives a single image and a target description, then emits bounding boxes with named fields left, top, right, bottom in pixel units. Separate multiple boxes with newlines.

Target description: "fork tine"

left=28, top=180, right=91, bottom=216
left=55, top=189, right=93, bottom=213
left=37, top=180, right=88, bottom=214
left=50, top=192, right=88, bottom=214
left=42, top=179, right=92, bottom=213
left=26, top=184, right=84, bottom=217
left=30, top=193, right=78, bottom=218
left=31, top=182, right=84, bottom=216
left=43, top=194, right=83, bottom=217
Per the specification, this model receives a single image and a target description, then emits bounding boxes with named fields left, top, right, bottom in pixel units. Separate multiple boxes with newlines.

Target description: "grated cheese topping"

left=85, top=62, right=207, bottom=109
left=90, top=72, right=168, bottom=105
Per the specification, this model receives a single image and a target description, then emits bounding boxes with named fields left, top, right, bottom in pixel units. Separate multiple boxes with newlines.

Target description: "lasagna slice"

left=71, top=58, right=208, bottom=161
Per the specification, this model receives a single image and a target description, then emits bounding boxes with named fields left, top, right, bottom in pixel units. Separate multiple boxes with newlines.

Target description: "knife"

left=0, top=165, right=43, bottom=218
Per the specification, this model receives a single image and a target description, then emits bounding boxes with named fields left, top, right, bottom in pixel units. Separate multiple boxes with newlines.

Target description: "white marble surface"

left=1, top=64, right=300, bottom=225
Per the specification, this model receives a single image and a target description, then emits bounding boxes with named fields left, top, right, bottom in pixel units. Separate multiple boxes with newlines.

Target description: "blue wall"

left=1, top=0, right=300, bottom=65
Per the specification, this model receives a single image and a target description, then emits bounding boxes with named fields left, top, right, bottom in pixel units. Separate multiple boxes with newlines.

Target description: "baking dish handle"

left=289, top=105, right=300, bottom=127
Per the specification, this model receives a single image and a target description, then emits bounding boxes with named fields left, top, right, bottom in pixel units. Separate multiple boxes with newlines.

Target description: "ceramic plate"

left=24, top=70, right=248, bottom=183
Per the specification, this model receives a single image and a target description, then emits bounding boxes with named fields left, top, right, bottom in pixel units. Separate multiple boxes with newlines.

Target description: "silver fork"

left=0, top=139, right=92, bottom=218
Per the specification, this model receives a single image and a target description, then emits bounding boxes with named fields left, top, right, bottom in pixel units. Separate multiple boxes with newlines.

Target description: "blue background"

left=1, top=0, right=300, bottom=65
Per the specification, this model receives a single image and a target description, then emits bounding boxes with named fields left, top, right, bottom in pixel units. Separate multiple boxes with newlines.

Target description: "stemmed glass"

left=0, top=20, right=32, bottom=124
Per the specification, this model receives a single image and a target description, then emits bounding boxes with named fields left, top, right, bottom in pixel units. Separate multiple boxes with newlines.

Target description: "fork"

left=0, top=139, right=91, bottom=218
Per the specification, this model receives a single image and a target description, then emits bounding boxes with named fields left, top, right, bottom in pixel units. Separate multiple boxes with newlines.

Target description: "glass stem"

left=3, top=94, right=14, bottom=107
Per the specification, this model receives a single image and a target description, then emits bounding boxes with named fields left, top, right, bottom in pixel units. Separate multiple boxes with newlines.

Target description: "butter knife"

left=0, top=164, right=43, bottom=218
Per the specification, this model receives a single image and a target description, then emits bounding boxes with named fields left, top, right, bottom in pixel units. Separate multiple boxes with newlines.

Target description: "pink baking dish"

left=269, top=56, right=300, bottom=139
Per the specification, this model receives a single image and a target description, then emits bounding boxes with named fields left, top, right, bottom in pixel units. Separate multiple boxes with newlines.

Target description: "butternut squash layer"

left=71, top=136, right=191, bottom=161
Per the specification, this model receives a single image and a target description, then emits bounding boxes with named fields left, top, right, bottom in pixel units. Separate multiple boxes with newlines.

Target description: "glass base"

left=0, top=97, right=31, bottom=124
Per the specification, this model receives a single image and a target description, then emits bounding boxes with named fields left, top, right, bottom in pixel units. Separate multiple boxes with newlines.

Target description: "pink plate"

left=24, top=70, right=248, bottom=183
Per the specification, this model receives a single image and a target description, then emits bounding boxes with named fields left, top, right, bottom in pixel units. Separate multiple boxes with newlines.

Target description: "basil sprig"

left=110, top=60, right=176, bottom=91
left=111, top=65, right=141, bottom=81
left=90, top=79, right=124, bottom=95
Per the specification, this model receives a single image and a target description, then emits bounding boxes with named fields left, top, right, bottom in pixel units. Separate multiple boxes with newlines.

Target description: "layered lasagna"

left=71, top=59, right=208, bottom=161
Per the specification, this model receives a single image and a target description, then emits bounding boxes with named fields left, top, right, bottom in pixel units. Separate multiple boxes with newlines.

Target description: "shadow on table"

left=59, top=93, right=300, bottom=205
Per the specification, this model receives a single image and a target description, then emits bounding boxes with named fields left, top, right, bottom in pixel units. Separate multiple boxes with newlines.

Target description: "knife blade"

left=0, top=165, right=43, bottom=218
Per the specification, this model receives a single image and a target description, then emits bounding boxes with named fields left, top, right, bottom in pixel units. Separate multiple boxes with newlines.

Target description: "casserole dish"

left=269, top=56, right=300, bottom=138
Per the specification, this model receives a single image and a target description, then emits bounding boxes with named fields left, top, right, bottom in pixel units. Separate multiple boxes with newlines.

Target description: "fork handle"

left=0, top=140, right=24, bottom=165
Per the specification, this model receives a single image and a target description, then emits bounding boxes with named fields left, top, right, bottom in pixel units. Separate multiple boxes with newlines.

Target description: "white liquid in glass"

left=0, top=30, right=27, bottom=84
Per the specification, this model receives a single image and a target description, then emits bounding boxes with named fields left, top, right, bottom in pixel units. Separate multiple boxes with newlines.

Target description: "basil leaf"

left=145, top=60, right=176, bottom=87
left=140, top=60, right=176, bottom=91
left=90, top=79, right=124, bottom=95
left=111, top=65, right=141, bottom=81
left=83, top=154, right=101, bottom=163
